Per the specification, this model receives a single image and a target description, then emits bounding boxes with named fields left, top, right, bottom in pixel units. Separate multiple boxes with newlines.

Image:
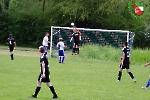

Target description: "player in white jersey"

left=57, top=38, right=66, bottom=63
left=42, top=32, right=50, bottom=55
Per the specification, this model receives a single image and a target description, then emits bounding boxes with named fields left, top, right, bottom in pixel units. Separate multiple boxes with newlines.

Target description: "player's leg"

left=44, top=46, right=48, bottom=55
left=117, top=66, right=123, bottom=82
left=61, top=50, right=65, bottom=63
left=9, top=46, right=14, bottom=60
left=126, top=68, right=136, bottom=82
left=72, top=44, right=75, bottom=55
left=46, top=82, right=58, bottom=98
left=29, top=74, right=42, bottom=98
left=29, top=81, right=42, bottom=98
left=142, top=75, right=150, bottom=89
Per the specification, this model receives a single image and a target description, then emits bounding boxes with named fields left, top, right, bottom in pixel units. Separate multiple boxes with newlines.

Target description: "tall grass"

left=79, top=45, right=150, bottom=64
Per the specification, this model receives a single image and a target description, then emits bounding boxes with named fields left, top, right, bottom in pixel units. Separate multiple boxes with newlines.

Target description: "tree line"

left=0, top=0, right=150, bottom=48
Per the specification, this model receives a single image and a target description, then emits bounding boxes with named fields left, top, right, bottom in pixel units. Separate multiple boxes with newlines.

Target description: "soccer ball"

left=71, top=22, right=75, bottom=26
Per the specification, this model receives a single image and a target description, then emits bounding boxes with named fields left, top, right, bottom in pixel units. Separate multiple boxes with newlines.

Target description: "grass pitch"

left=0, top=47, right=150, bottom=100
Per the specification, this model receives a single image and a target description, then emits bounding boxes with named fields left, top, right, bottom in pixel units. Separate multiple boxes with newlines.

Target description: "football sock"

left=77, top=48, right=79, bottom=54
left=62, top=56, right=65, bottom=63
left=146, top=79, right=150, bottom=88
left=118, top=71, right=122, bottom=81
left=49, top=86, right=57, bottom=96
left=128, top=72, right=134, bottom=79
left=75, top=48, right=77, bottom=53
left=33, top=87, right=41, bottom=97
left=59, top=57, right=61, bottom=63
left=72, top=48, right=75, bottom=53
left=10, top=54, right=14, bottom=60
left=44, top=52, right=47, bottom=55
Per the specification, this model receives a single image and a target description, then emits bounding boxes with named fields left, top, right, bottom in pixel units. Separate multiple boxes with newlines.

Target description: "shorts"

left=43, top=46, right=48, bottom=50
left=9, top=46, right=14, bottom=52
left=58, top=50, right=64, bottom=56
left=73, top=41, right=79, bottom=46
left=38, top=73, right=50, bottom=82
left=120, top=61, right=130, bottom=69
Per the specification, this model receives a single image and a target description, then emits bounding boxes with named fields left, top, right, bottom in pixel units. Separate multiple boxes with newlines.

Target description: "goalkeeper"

left=70, top=27, right=81, bottom=55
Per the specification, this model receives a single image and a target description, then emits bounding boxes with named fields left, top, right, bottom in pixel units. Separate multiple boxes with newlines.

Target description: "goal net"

left=50, top=26, right=135, bottom=57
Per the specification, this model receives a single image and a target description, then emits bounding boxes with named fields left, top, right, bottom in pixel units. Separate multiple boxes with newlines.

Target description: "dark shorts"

left=73, top=41, right=79, bottom=46
left=120, top=61, right=130, bottom=69
left=9, top=46, right=14, bottom=52
left=38, top=74, right=50, bottom=82
left=43, top=46, right=48, bottom=50
left=58, top=50, right=64, bottom=56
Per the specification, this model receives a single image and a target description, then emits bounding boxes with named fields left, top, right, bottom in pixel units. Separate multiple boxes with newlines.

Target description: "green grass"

left=0, top=46, right=150, bottom=100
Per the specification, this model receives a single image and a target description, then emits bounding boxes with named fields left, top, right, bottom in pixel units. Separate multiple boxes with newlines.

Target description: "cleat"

left=133, top=79, right=136, bottom=83
left=142, top=86, right=147, bottom=89
left=116, top=80, right=120, bottom=82
left=53, top=94, right=58, bottom=99
left=28, top=95, right=37, bottom=98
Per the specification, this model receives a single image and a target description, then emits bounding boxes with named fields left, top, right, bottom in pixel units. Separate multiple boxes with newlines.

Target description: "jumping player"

left=6, top=34, right=16, bottom=60
left=42, top=32, right=50, bottom=55
left=70, top=27, right=81, bottom=55
left=57, top=38, right=66, bottom=63
left=142, top=62, right=150, bottom=89
left=117, top=42, right=136, bottom=82
left=29, top=46, right=58, bottom=98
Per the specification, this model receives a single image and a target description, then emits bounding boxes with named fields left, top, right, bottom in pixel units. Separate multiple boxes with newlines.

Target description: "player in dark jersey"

left=117, top=42, right=136, bottom=82
left=29, top=46, right=58, bottom=99
left=70, top=28, right=81, bottom=55
left=6, top=34, right=16, bottom=60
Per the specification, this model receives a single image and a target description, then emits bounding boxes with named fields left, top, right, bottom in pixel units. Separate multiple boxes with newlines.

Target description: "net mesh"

left=51, top=27, right=135, bottom=50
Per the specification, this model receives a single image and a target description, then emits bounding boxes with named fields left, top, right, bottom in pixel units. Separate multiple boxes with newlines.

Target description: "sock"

left=146, top=79, right=150, bottom=88
left=62, top=56, right=65, bottom=63
left=33, top=87, right=41, bottom=97
left=77, top=48, right=79, bottom=54
left=74, top=48, right=77, bottom=53
left=49, top=86, right=57, bottom=96
left=128, top=72, right=134, bottom=79
left=44, top=52, right=47, bottom=55
left=10, top=54, right=14, bottom=60
left=72, top=48, right=75, bottom=53
left=59, top=57, right=61, bottom=63
left=118, top=71, right=122, bottom=81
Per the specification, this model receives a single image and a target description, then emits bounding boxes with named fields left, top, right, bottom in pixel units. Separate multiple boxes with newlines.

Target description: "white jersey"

left=42, top=36, right=49, bottom=46
left=57, top=41, right=64, bottom=50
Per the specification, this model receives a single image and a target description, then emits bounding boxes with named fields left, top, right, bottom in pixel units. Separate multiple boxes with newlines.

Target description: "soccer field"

left=0, top=47, right=150, bottom=100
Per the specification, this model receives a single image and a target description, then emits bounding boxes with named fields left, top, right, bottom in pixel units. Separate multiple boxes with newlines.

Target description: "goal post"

left=50, top=26, right=135, bottom=57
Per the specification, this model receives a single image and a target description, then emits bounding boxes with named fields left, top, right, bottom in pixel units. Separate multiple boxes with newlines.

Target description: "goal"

left=50, top=26, right=135, bottom=57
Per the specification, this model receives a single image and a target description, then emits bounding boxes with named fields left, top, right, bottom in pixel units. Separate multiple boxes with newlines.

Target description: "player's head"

left=39, top=46, right=45, bottom=53
left=124, top=42, right=128, bottom=47
left=73, top=26, right=78, bottom=33
left=9, top=34, right=12, bottom=38
left=46, top=32, right=49, bottom=36
left=59, top=38, right=63, bottom=41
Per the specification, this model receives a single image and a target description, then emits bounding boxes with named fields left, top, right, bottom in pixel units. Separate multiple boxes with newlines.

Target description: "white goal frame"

left=50, top=26, right=134, bottom=57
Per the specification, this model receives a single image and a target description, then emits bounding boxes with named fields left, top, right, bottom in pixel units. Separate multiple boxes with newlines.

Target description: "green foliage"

left=0, top=0, right=149, bottom=48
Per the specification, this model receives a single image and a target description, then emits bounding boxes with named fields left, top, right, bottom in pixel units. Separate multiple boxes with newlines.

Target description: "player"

left=42, top=32, right=50, bottom=55
left=117, top=42, right=136, bottom=82
left=29, top=46, right=58, bottom=98
left=70, top=27, right=81, bottom=55
left=6, top=34, right=16, bottom=60
left=142, top=62, right=150, bottom=89
left=57, top=38, right=66, bottom=63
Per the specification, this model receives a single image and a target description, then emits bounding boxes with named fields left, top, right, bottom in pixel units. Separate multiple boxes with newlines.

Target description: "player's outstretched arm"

left=144, top=62, right=150, bottom=67
left=70, top=37, right=73, bottom=42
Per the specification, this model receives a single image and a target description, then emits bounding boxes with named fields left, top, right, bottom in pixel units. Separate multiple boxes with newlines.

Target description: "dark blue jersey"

left=7, top=38, right=15, bottom=47
left=122, top=47, right=130, bottom=61
left=72, top=32, right=80, bottom=42
left=40, top=54, right=49, bottom=75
